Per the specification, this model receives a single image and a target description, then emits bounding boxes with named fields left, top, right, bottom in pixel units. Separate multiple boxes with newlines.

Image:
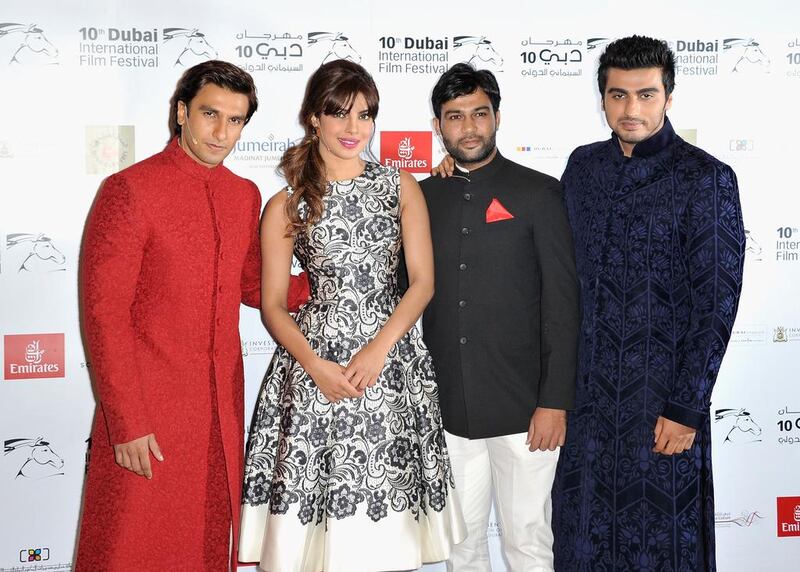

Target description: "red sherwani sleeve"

left=241, top=183, right=263, bottom=309
left=80, top=174, right=151, bottom=445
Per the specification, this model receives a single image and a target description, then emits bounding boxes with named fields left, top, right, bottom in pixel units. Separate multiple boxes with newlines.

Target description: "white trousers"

left=444, top=431, right=559, bottom=572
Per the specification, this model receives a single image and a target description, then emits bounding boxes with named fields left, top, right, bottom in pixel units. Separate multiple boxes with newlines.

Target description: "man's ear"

left=431, top=117, right=441, bottom=138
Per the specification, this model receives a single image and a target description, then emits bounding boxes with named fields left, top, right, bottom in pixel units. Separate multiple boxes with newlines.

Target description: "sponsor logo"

left=19, top=547, right=50, bottom=562
left=308, top=32, right=361, bottom=65
left=0, top=23, right=59, bottom=65
left=715, top=510, right=764, bottom=528
left=714, top=408, right=762, bottom=444
left=380, top=131, right=431, bottom=173
left=4, top=333, right=65, bottom=380
left=241, top=338, right=278, bottom=357
left=4, top=437, right=65, bottom=479
left=772, top=326, right=800, bottom=343
left=723, top=38, right=770, bottom=73
left=235, top=30, right=304, bottom=74
left=729, top=139, right=755, bottom=152
left=453, top=35, right=503, bottom=72
left=163, top=27, right=217, bottom=66
left=5, top=233, right=66, bottom=273
left=777, top=497, right=800, bottom=537
left=729, top=325, right=767, bottom=346
left=230, top=133, right=297, bottom=169
left=86, top=125, right=135, bottom=174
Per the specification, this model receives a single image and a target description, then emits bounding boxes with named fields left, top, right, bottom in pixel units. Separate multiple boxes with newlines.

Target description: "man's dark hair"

left=597, top=35, right=676, bottom=97
left=167, top=60, right=258, bottom=141
left=431, top=62, right=500, bottom=119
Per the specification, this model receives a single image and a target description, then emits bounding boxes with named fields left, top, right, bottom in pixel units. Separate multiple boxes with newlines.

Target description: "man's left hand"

left=526, top=407, right=566, bottom=452
left=652, top=416, right=696, bottom=455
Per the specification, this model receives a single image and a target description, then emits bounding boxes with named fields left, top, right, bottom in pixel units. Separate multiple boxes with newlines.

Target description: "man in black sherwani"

left=420, top=63, right=579, bottom=571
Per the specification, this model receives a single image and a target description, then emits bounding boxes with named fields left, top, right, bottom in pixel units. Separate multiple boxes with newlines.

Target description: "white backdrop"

left=1, top=0, right=799, bottom=570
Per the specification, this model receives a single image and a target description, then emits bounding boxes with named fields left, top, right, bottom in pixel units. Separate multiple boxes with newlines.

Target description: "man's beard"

left=442, top=132, right=497, bottom=167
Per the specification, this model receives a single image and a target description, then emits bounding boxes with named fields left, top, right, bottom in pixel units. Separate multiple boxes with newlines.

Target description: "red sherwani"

left=75, top=139, right=308, bottom=571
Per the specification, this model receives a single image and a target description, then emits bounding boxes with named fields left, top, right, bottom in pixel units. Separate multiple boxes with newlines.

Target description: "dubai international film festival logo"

left=4, top=437, right=65, bottom=479
left=745, top=229, right=763, bottom=261
left=19, top=547, right=50, bottom=563
left=0, top=22, right=58, bottom=65
left=3, top=333, right=65, bottom=380
left=453, top=35, right=503, bottom=72
left=86, top=125, right=135, bottom=175
left=724, top=38, right=770, bottom=73
left=777, top=497, right=800, bottom=537
left=714, top=408, right=762, bottom=444
left=5, top=233, right=66, bottom=273
left=308, top=32, right=361, bottom=65
left=163, top=27, right=218, bottom=66
left=380, top=131, right=432, bottom=173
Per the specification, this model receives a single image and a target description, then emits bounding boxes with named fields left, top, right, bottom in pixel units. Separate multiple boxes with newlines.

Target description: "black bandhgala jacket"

left=416, top=151, right=579, bottom=439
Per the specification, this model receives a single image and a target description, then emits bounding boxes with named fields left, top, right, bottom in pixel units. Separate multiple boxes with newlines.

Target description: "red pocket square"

left=486, top=198, right=514, bottom=223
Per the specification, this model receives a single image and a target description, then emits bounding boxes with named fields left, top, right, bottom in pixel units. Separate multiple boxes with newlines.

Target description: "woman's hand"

left=344, top=343, right=389, bottom=391
left=306, top=357, right=363, bottom=403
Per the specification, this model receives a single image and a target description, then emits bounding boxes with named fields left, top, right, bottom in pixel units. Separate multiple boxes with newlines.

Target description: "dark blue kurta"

left=552, top=118, right=745, bottom=571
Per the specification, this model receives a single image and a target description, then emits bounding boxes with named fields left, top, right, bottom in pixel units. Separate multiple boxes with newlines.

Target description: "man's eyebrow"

left=444, top=105, right=491, bottom=114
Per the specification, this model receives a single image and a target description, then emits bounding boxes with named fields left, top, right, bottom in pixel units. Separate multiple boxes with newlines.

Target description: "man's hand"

left=653, top=416, right=696, bottom=455
left=307, top=357, right=364, bottom=403
left=114, top=433, right=164, bottom=479
left=526, top=407, right=567, bottom=452
left=430, top=154, right=455, bottom=177
left=344, top=343, right=388, bottom=391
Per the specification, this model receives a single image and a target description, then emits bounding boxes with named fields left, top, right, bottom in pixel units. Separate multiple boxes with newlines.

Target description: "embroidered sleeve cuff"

left=661, top=402, right=707, bottom=430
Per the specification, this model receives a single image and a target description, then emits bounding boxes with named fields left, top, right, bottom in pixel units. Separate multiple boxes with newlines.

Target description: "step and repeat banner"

left=1, top=0, right=799, bottom=570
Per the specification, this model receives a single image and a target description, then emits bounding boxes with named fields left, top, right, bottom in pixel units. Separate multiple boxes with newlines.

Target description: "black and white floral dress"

left=239, top=162, right=465, bottom=572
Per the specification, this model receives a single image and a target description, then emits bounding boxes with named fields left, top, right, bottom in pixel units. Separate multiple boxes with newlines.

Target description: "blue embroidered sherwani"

left=552, top=118, right=745, bottom=571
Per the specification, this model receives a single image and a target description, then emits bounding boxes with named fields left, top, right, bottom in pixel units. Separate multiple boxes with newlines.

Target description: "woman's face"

left=314, top=92, right=374, bottom=164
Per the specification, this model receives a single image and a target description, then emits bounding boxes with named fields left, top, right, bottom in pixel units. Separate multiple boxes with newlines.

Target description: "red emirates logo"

left=380, top=131, right=432, bottom=173
left=4, top=334, right=65, bottom=380
left=777, top=496, right=800, bottom=537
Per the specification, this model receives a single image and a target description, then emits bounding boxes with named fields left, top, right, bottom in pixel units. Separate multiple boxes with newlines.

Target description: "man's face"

left=177, top=83, right=249, bottom=168
left=602, top=67, right=672, bottom=157
left=434, top=88, right=500, bottom=169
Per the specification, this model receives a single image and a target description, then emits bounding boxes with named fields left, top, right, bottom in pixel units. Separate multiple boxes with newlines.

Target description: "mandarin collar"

left=455, top=149, right=506, bottom=183
left=165, top=136, right=225, bottom=181
left=611, top=116, right=676, bottom=159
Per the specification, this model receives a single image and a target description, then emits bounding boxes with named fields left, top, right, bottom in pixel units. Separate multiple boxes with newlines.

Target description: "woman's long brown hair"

left=280, top=59, right=380, bottom=235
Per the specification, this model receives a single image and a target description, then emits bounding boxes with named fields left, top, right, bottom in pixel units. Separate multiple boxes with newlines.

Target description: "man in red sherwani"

left=75, top=60, right=309, bottom=571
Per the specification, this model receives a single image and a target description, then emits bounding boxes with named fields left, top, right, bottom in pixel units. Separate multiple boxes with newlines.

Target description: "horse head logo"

left=6, top=233, right=66, bottom=272
left=453, top=36, right=503, bottom=71
left=745, top=229, right=762, bottom=256
left=163, top=28, right=218, bottom=66
left=308, top=32, right=361, bottom=64
left=4, top=437, right=65, bottom=479
left=587, top=38, right=612, bottom=50
left=714, top=408, right=762, bottom=444
left=0, top=23, right=58, bottom=65
left=724, top=38, right=770, bottom=73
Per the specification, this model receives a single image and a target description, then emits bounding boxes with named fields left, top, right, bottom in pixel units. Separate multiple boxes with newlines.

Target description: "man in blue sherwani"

left=551, top=36, right=745, bottom=571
